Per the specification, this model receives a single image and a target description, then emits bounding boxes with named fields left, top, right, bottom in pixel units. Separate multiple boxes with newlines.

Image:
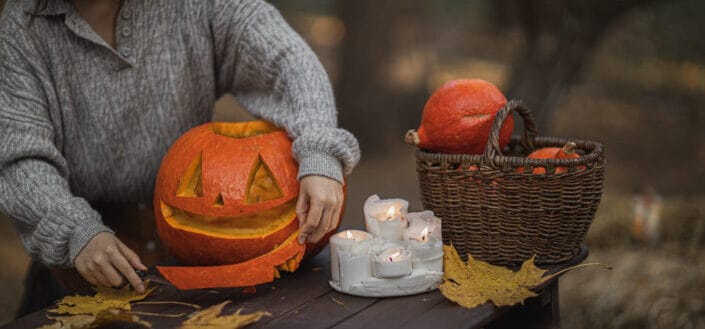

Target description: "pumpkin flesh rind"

left=157, top=231, right=306, bottom=290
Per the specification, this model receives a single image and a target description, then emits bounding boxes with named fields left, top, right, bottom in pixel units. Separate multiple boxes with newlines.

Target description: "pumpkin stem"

left=405, top=129, right=420, bottom=146
left=561, top=142, right=577, bottom=155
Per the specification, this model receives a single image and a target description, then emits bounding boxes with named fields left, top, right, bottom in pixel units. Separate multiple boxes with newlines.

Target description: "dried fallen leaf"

left=440, top=245, right=610, bottom=309
left=48, top=283, right=155, bottom=316
left=180, top=301, right=271, bottom=329
left=39, top=309, right=151, bottom=329
left=439, top=244, right=544, bottom=308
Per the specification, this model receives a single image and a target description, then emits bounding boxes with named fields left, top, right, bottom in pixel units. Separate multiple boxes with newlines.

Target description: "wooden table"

left=4, top=245, right=588, bottom=329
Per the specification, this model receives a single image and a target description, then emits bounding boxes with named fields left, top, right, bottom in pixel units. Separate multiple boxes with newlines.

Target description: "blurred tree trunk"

left=500, top=0, right=666, bottom=130
left=337, top=0, right=431, bottom=154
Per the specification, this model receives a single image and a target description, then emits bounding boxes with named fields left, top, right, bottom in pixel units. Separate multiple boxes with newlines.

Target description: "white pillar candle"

left=407, top=237, right=443, bottom=271
left=364, top=195, right=409, bottom=241
left=330, top=230, right=372, bottom=282
left=372, top=247, right=412, bottom=278
left=403, top=211, right=443, bottom=272
left=339, top=251, right=372, bottom=291
left=403, top=210, right=442, bottom=242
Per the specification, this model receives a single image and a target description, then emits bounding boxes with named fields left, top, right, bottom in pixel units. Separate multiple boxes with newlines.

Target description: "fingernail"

left=298, top=235, right=306, bottom=244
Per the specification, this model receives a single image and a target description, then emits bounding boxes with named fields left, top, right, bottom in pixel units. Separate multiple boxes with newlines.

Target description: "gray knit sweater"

left=0, top=0, right=360, bottom=267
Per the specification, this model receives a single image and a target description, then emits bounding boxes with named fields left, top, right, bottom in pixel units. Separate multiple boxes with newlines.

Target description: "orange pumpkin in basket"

left=406, top=79, right=514, bottom=154
left=517, top=142, right=583, bottom=174
left=153, top=121, right=340, bottom=288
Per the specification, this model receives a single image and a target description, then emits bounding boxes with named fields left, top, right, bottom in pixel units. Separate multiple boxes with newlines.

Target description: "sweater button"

left=121, top=10, right=131, bottom=20
left=120, top=47, right=132, bottom=58
left=122, top=27, right=132, bottom=37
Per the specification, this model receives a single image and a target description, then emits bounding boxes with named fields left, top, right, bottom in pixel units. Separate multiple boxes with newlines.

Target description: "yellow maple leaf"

left=180, top=301, right=271, bottom=329
left=439, top=244, right=547, bottom=308
left=39, top=309, right=152, bottom=329
left=440, top=245, right=610, bottom=309
left=48, top=283, right=155, bottom=316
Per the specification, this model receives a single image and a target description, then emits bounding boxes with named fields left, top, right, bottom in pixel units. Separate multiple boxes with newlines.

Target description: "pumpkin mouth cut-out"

left=160, top=199, right=297, bottom=239
left=211, top=121, right=281, bottom=138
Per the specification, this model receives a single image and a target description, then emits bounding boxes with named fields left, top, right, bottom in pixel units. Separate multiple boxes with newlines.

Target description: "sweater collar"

left=22, top=0, right=71, bottom=16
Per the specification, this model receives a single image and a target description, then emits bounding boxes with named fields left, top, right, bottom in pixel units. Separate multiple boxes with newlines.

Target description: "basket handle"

left=481, top=100, right=539, bottom=168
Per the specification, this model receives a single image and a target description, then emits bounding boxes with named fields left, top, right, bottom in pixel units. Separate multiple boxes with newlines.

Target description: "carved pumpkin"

left=405, top=79, right=514, bottom=154
left=153, top=121, right=338, bottom=288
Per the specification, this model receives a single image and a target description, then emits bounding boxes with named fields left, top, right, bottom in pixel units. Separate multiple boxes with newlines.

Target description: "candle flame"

left=385, top=207, right=395, bottom=220
left=421, top=226, right=429, bottom=242
left=346, top=231, right=354, bottom=239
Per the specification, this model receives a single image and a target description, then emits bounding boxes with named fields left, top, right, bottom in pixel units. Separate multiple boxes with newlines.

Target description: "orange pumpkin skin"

left=157, top=230, right=306, bottom=290
left=154, top=121, right=302, bottom=266
left=518, top=142, right=582, bottom=174
left=415, top=79, right=513, bottom=154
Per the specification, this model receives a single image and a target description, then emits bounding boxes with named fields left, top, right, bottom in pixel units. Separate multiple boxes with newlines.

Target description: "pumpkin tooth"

left=161, top=203, right=174, bottom=217
left=273, top=267, right=281, bottom=279
left=287, top=258, right=298, bottom=271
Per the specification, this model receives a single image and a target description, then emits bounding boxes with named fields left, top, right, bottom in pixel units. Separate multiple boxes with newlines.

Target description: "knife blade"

left=135, top=269, right=221, bottom=294
left=135, top=269, right=172, bottom=286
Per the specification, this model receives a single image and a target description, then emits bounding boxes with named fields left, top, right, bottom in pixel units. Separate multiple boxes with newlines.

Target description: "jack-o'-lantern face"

left=154, top=121, right=302, bottom=266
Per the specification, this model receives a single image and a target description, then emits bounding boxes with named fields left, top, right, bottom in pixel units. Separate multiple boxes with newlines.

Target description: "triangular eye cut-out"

left=176, top=153, right=204, bottom=197
left=245, top=155, right=283, bottom=204
left=214, top=193, right=225, bottom=207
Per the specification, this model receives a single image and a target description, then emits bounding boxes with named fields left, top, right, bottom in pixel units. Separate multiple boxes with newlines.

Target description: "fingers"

left=90, top=254, right=116, bottom=287
left=296, top=193, right=310, bottom=232
left=76, top=263, right=100, bottom=287
left=118, top=241, right=147, bottom=271
left=110, top=245, right=145, bottom=293
left=328, top=188, right=344, bottom=233
left=74, top=234, right=146, bottom=292
left=99, top=260, right=125, bottom=288
left=308, top=206, right=334, bottom=243
left=297, top=176, right=345, bottom=244
left=299, top=199, right=323, bottom=244
left=328, top=203, right=342, bottom=233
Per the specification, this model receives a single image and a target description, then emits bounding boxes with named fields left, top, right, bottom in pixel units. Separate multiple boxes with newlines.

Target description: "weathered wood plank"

left=332, top=291, right=446, bottom=329
left=255, top=291, right=378, bottom=329
left=400, top=300, right=503, bottom=329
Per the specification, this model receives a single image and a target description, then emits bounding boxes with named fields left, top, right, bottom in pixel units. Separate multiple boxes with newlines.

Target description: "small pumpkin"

left=406, top=79, right=514, bottom=154
left=517, top=142, right=583, bottom=174
left=153, top=121, right=340, bottom=288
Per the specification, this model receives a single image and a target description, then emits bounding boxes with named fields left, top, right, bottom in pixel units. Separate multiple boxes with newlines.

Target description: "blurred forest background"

left=1, top=0, right=705, bottom=328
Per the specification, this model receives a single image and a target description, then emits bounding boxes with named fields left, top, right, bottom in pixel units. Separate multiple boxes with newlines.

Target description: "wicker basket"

left=412, top=100, right=606, bottom=266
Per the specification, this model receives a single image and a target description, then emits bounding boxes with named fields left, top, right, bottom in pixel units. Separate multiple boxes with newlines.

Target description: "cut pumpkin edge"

left=157, top=230, right=306, bottom=290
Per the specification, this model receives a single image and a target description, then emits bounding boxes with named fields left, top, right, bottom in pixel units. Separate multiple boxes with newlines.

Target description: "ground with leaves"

left=559, top=194, right=705, bottom=329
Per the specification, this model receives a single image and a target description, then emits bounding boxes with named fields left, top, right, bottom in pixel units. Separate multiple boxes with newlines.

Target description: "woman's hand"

left=74, top=232, right=147, bottom=292
left=296, top=175, right=344, bottom=244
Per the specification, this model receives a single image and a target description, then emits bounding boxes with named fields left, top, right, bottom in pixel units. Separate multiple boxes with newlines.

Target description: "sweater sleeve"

left=0, top=32, right=112, bottom=267
left=211, top=0, right=360, bottom=183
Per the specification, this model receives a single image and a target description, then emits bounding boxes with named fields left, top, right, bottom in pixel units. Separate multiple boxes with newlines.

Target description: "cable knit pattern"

left=0, top=0, right=360, bottom=267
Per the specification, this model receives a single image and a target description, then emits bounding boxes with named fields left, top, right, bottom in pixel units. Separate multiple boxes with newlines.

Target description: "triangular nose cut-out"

left=214, top=193, right=225, bottom=207
left=245, top=155, right=283, bottom=204
left=176, top=153, right=204, bottom=197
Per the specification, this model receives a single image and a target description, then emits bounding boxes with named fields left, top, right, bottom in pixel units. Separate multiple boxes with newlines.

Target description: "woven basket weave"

left=413, top=100, right=605, bottom=266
